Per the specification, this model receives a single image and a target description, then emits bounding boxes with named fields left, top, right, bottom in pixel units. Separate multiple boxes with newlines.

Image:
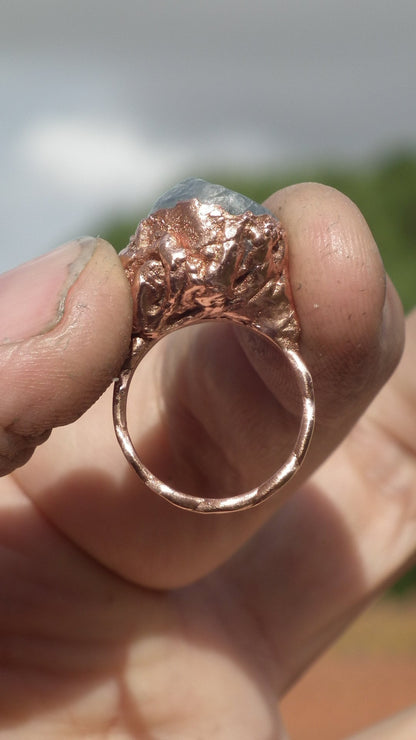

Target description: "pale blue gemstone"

left=150, top=178, right=271, bottom=217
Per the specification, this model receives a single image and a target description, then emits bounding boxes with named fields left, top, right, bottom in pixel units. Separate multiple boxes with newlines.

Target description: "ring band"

left=113, top=179, right=315, bottom=513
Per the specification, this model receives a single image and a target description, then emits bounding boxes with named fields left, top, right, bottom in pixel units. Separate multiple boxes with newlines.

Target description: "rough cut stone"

left=150, top=177, right=271, bottom=217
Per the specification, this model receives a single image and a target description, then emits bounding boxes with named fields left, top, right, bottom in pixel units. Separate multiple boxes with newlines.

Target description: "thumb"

left=0, top=237, right=132, bottom=475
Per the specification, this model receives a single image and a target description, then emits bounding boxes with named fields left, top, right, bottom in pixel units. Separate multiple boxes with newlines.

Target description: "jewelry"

left=113, top=179, right=315, bottom=513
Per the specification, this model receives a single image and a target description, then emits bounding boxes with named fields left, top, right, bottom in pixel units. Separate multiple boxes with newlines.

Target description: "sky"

left=1, top=0, right=415, bottom=272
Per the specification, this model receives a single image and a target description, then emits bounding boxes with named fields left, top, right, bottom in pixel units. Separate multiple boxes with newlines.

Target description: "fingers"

left=346, top=705, right=416, bottom=739
left=0, top=238, right=132, bottom=475
left=255, top=183, right=403, bottom=426
left=224, top=309, right=414, bottom=695
left=14, top=184, right=404, bottom=590
left=366, top=306, right=416, bottom=459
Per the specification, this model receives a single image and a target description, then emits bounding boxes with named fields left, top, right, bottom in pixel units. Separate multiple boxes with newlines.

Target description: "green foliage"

left=99, top=216, right=142, bottom=256
left=389, top=564, right=416, bottom=598
left=99, top=152, right=416, bottom=597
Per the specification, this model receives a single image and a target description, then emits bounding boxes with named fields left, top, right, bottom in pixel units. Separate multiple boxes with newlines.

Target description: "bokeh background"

left=2, top=0, right=416, bottom=298
left=1, top=1, right=415, bottom=737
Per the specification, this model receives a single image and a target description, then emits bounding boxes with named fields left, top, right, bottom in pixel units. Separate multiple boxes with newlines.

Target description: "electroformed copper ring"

left=113, top=179, right=315, bottom=514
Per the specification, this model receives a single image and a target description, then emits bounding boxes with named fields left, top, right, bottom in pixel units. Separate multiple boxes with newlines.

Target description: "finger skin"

left=14, top=183, right=404, bottom=589
left=0, top=239, right=132, bottom=474
left=347, top=704, right=416, bottom=739
left=225, top=309, right=414, bottom=695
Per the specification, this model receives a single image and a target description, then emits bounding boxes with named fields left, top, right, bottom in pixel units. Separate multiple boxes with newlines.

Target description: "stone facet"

left=150, top=178, right=271, bottom=217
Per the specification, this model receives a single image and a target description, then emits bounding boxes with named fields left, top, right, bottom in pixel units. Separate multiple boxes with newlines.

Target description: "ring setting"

left=113, top=179, right=314, bottom=513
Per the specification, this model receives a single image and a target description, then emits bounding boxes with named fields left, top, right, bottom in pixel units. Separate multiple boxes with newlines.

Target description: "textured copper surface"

left=114, top=196, right=314, bottom=513
left=120, top=199, right=300, bottom=349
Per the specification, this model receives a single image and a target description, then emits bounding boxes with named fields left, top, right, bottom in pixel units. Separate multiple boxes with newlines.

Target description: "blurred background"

left=1, top=0, right=415, bottom=307
left=1, top=0, right=415, bottom=736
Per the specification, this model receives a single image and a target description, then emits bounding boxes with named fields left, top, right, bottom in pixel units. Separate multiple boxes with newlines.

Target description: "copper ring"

left=113, top=179, right=315, bottom=514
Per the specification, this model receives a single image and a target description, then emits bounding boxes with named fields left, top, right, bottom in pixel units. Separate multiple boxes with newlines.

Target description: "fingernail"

left=0, top=237, right=97, bottom=344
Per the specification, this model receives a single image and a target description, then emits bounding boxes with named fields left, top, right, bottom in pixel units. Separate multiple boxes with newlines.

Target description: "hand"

left=0, top=183, right=414, bottom=739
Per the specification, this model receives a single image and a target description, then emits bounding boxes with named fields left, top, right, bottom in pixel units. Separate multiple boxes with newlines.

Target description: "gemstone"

left=150, top=177, right=271, bottom=217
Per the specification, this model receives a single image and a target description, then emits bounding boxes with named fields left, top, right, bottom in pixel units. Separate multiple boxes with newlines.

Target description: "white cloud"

left=17, top=117, right=186, bottom=205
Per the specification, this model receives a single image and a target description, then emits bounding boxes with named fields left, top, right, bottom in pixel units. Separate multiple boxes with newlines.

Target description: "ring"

left=113, top=178, right=315, bottom=513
